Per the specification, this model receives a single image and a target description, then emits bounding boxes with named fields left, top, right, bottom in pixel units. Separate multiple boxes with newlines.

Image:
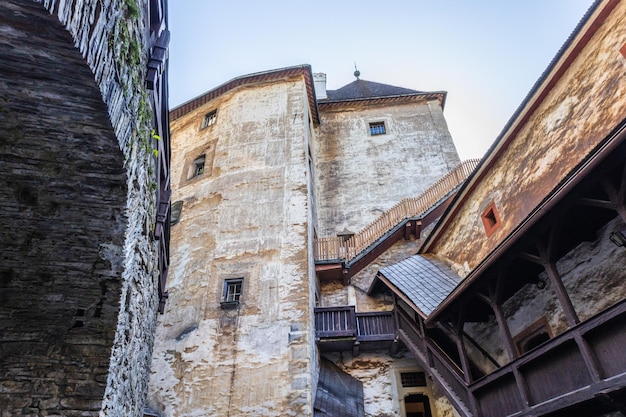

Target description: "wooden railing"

left=314, top=307, right=395, bottom=341
left=315, top=306, right=356, bottom=338
left=314, top=159, right=480, bottom=262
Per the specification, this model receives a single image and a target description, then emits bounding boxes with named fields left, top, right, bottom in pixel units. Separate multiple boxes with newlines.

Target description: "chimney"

left=313, top=73, right=327, bottom=100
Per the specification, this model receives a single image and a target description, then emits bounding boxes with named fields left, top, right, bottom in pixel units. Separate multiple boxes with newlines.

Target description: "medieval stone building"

left=148, top=0, right=626, bottom=416
left=0, top=1, right=171, bottom=415
left=146, top=64, right=468, bottom=416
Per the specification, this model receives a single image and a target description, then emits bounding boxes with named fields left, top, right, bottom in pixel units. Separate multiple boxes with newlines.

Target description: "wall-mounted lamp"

left=609, top=231, right=626, bottom=248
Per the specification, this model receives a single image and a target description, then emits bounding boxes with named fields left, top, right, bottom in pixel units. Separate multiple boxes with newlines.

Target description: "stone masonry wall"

left=0, top=1, right=161, bottom=416
left=319, top=225, right=458, bottom=417
left=465, top=217, right=626, bottom=371
left=430, top=1, right=626, bottom=272
left=148, top=76, right=315, bottom=416
left=314, top=99, right=460, bottom=236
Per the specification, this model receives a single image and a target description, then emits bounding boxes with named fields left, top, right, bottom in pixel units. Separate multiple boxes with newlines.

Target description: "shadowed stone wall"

left=0, top=0, right=168, bottom=415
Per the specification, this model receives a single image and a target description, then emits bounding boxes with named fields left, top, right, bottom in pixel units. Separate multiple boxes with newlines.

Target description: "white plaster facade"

left=147, top=67, right=462, bottom=416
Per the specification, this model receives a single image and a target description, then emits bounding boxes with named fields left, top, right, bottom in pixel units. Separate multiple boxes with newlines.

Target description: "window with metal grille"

left=400, top=372, right=427, bottom=387
left=202, top=109, right=217, bottom=128
left=369, top=121, right=386, bottom=135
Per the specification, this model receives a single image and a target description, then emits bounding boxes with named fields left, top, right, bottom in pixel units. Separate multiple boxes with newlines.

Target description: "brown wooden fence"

left=314, top=159, right=480, bottom=262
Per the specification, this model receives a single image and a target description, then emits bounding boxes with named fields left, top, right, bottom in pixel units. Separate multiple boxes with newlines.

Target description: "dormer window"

left=369, top=122, right=386, bottom=135
left=202, top=110, right=217, bottom=129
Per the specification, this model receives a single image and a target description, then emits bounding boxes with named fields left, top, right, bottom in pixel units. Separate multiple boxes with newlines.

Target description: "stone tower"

left=147, top=65, right=462, bottom=416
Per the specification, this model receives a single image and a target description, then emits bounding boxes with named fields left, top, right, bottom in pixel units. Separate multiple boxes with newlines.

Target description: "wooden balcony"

left=314, top=306, right=396, bottom=354
left=397, top=299, right=626, bottom=417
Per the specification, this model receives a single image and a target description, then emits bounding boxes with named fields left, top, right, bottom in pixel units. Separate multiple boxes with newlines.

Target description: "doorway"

left=404, top=393, right=432, bottom=417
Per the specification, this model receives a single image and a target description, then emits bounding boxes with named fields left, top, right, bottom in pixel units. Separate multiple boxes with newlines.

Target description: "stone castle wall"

left=314, top=99, right=460, bottom=236
left=0, top=1, right=163, bottom=415
left=148, top=76, right=316, bottom=416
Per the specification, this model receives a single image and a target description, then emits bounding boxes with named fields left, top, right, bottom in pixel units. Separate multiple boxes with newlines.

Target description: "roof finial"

left=354, top=62, right=360, bottom=80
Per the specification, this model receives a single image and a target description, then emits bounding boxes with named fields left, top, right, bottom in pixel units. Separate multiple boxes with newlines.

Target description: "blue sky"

left=167, top=1, right=595, bottom=160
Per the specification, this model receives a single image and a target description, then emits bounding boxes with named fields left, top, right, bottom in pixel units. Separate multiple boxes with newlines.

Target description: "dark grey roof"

left=325, top=79, right=422, bottom=101
left=378, top=255, right=462, bottom=316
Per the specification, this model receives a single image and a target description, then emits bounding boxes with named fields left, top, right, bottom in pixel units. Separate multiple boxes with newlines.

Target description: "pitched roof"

left=169, top=65, right=320, bottom=124
left=373, top=254, right=461, bottom=317
left=325, top=79, right=422, bottom=101
left=320, top=78, right=447, bottom=109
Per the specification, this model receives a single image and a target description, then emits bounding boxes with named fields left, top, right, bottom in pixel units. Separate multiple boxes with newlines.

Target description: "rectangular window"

left=221, top=278, right=243, bottom=307
left=202, top=110, right=217, bottom=129
left=369, top=121, right=386, bottom=135
left=192, top=155, right=205, bottom=177
left=400, top=372, right=427, bottom=387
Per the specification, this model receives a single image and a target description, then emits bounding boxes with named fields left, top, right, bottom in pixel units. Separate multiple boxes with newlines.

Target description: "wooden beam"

left=455, top=313, right=473, bottom=385
left=489, top=272, right=532, bottom=410
left=575, top=196, right=617, bottom=211
left=545, top=259, right=580, bottom=326
left=602, top=176, right=626, bottom=222
left=536, top=238, right=580, bottom=327
left=490, top=295, right=518, bottom=363
left=517, top=251, right=542, bottom=265
left=574, top=332, right=602, bottom=383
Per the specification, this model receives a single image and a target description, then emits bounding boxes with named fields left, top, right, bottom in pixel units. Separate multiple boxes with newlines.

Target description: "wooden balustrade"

left=315, top=306, right=356, bottom=338
left=314, top=159, right=480, bottom=262
left=314, top=307, right=395, bottom=342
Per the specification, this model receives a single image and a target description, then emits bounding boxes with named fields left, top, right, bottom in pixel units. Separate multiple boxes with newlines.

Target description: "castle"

left=147, top=0, right=626, bottom=415
left=1, top=0, right=626, bottom=416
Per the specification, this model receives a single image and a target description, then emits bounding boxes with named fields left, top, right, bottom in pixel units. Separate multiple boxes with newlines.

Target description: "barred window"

left=400, top=372, right=427, bottom=387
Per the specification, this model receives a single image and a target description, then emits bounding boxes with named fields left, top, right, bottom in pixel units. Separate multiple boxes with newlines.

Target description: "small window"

left=170, top=201, right=183, bottom=225
left=192, top=155, right=205, bottom=177
left=400, top=372, right=427, bottom=388
left=481, top=201, right=501, bottom=237
left=369, top=122, right=386, bottom=135
left=202, top=110, right=217, bottom=129
left=514, top=317, right=552, bottom=355
left=221, top=278, right=243, bottom=308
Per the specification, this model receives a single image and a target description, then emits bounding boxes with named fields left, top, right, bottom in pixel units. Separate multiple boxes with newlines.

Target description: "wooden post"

left=542, top=257, right=580, bottom=327
left=455, top=311, right=473, bottom=385
left=488, top=273, right=532, bottom=409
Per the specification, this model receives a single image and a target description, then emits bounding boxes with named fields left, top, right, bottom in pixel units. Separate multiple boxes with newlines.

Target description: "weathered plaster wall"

left=0, top=1, right=161, bottom=416
left=430, top=1, right=626, bottom=271
left=148, top=77, right=315, bottom=416
left=315, top=100, right=460, bottom=236
left=323, top=352, right=457, bottom=417
left=319, top=226, right=458, bottom=417
left=465, top=217, right=626, bottom=369
left=320, top=239, right=420, bottom=310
